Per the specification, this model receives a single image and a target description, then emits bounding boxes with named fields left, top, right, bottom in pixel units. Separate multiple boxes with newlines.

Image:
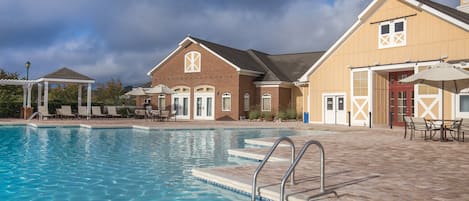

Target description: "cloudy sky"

left=0, top=0, right=459, bottom=86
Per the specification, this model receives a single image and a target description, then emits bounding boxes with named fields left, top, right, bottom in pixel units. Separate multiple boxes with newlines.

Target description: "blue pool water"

left=0, top=126, right=313, bottom=200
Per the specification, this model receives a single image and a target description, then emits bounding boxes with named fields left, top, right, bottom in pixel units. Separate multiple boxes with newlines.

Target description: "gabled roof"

left=299, top=0, right=469, bottom=82
left=148, top=36, right=324, bottom=82
left=38, top=67, right=95, bottom=83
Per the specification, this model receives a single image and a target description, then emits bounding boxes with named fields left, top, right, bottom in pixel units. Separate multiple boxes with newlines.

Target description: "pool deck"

left=2, top=119, right=469, bottom=200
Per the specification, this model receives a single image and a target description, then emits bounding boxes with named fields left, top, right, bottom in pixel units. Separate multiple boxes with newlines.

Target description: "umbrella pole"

left=441, top=81, right=444, bottom=142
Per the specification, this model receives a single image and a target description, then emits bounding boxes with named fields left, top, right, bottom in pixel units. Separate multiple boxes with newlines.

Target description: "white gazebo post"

left=44, top=81, right=49, bottom=112
left=78, top=84, right=82, bottom=107
left=37, top=83, right=43, bottom=107
left=87, top=83, right=92, bottom=119
left=27, top=83, right=32, bottom=108
left=22, top=85, right=27, bottom=118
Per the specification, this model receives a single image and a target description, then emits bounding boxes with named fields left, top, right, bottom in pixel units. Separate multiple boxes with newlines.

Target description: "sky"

left=0, top=0, right=459, bottom=86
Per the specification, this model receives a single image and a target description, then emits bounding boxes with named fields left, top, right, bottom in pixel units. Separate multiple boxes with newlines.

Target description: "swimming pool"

left=0, top=126, right=313, bottom=200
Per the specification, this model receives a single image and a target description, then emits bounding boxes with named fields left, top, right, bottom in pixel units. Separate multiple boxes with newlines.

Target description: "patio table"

left=427, top=119, right=458, bottom=141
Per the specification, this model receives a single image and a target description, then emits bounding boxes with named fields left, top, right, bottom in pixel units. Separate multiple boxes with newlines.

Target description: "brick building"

left=146, top=36, right=323, bottom=120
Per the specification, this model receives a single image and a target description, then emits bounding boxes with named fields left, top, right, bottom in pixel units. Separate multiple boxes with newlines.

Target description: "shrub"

left=277, top=111, right=287, bottom=120
left=262, top=112, right=273, bottom=121
left=286, top=108, right=297, bottom=120
left=248, top=110, right=260, bottom=120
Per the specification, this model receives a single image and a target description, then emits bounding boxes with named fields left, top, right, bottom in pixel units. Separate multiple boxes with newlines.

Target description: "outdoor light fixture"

left=25, top=61, right=31, bottom=80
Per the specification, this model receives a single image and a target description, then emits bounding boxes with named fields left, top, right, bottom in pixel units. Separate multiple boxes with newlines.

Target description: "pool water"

left=0, top=126, right=312, bottom=200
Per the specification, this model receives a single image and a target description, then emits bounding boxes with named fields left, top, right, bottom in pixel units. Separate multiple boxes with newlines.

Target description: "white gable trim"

left=147, top=36, right=263, bottom=76
left=404, top=0, right=469, bottom=31
left=299, top=0, right=469, bottom=82
left=299, top=0, right=384, bottom=82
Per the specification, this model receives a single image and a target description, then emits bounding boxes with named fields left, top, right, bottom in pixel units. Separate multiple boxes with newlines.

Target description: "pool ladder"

left=251, top=137, right=338, bottom=201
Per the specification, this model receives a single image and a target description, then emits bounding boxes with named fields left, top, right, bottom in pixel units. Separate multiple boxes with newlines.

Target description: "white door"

left=194, top=93, right=214, bottom=120
left=324, top=95, right=346, bottom=124
left=172, top=94, right=190, bottom=119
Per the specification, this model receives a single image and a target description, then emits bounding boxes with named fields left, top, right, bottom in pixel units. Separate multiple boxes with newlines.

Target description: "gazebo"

left=36, top=67, right=95, bottom=118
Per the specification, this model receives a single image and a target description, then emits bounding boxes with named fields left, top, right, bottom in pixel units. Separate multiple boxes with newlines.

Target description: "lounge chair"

left=78, top=106, right=89, bottom=119
left=460, top=118, right=469, bottom=142
left=107, top=106, right=122, bottom=118
left=38, top=106, right=54, bottom=120
left=92, top=106, right=107, bottom=119
left=57, top=105, right=76, bottom=119
left=148, top=110, right=160, bottom=121
left=134, top=109, right=146, bottom=119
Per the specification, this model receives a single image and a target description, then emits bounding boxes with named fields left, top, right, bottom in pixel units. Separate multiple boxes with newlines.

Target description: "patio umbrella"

left=124, top=87, right=147, bottom=96
left=399, top=62, right=469, bottom=137
left=146, top=84, right=176, bottom=95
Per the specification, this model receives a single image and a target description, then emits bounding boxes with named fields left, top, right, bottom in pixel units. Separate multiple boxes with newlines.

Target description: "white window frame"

left=261, top=93, right=272, bottom=112
left=244, top=93, right=250, bottom=112
left=378, top=18, right=406, bottom=49
left=184, top=51, right=201, bottom=73
left=222, top=92, right=231, bottom=111
left=158, top=94, right=166, bottom=111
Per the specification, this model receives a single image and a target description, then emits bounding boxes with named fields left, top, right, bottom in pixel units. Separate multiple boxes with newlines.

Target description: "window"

left=184, top=51, right=201, bottom=73
left=222, top=93, right=231, bottom=111
left=261, top=93, right=272, bottom=111
left=460, top=95, right=469, bottom=112
left=158, top=94, right=165, bottom=110
left=244, top=93, right=250, bottom=112
left=379, top=18, right=406, bottom=49
left=353, top=71, right=368, bottom=96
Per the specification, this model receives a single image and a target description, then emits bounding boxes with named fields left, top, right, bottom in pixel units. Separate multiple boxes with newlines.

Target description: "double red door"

left=389, top=71, right=414, bottom=126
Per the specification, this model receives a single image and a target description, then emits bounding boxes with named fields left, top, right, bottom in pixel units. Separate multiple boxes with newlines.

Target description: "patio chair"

left=107, top=106, right=122, bottom=118
left=403, top=116, right=414, bottom=139
left=411, top=117, right=433, bottom=140
left=58, top=105, right=76, bottom=119
left=38, top=106, right=54, bottom=120
left=91, top=106, right=107, bottom=119
left=148, top=110, right=160, bottom=121
left=459, top=118, right=469, bottom=142
left=447, top=119, right=463, bottom=141
left=160, top=110, right=170, bottom=121
left=77, top=106, right=89, bottom=119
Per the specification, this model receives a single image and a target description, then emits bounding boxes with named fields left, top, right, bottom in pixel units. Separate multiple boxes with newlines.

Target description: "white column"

left=87, top=83, right=92, bottom=118
left=27, top=83, right=32, bottom=108
left=368, top=69, right=374, bottom=127
left=44, top=82, right=49, bottom=112
left=22, top=85, right=27, bottom=107
left=37, top=83, right=43, bottom=107
left=78, top=85, right=82, bottom=107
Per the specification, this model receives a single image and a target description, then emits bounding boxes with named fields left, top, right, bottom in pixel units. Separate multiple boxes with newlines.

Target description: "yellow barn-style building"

left=299, top=0, right=469, bottom=127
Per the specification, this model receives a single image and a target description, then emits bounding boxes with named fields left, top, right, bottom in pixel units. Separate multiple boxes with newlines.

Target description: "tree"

left=0, top=69, right=23, bottom=117
left=93, top=79, right=124, bottom=105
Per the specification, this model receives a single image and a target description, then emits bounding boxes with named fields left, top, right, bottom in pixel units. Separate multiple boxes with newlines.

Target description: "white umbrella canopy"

left=399, top=62, right=469, bottom=93
left=146, top=84, right=176, bottom=95
left=399, top=62, right=469, bottom=126
left=124, top=87, right=147, bottom=96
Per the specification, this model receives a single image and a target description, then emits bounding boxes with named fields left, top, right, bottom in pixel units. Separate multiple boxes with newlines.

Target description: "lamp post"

left=25, top=61, right=31, bottom=80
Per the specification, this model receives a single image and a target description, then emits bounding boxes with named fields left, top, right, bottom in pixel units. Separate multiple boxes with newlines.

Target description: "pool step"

left=228, top=148, right=288, bottom=162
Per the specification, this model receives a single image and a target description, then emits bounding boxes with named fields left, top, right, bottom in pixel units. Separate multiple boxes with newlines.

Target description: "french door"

left=172, top=94, right=190, bottom=119
left=194, top=93, right=214, bottom=120
left=324, top=95, right=346, bottom=124
left=389, top=71, right=414, bottom=126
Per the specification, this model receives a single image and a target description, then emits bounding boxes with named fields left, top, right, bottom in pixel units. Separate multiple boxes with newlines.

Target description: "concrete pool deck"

left=1, top=119, right=468, bottom=200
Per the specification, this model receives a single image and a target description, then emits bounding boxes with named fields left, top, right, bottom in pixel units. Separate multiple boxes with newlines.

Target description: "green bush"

left=248, top=109, right=260, bottom=120
left=286, top=108, right=297, bottom=120
left=277, top=111, right=287, bottom=120
left=262, top=112, right=273, bottom=121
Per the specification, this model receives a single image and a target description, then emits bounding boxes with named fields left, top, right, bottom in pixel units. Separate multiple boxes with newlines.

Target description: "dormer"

left=458, top=0, right=469, bottom=14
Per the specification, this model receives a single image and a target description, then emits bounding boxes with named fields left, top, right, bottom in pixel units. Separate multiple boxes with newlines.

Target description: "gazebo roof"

left=37, top=67, right=95, bottom=84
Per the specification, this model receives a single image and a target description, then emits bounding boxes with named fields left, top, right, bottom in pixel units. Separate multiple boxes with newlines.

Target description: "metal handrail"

left=279, top=140, right=337, bottom=201
left=251, top=137, right=295, bottom=201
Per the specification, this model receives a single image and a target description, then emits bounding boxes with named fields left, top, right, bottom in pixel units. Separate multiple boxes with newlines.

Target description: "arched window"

left=261, top=93, right=271, bottom=111
left=184, top=51, right=201, bottom=73
left=222, top=92, right=231, bottom=111
left=244, top=93, right=250, bottom=111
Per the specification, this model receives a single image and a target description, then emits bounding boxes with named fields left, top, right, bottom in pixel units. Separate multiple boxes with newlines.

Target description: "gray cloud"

left=0, top=0, right=460, bottom=85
